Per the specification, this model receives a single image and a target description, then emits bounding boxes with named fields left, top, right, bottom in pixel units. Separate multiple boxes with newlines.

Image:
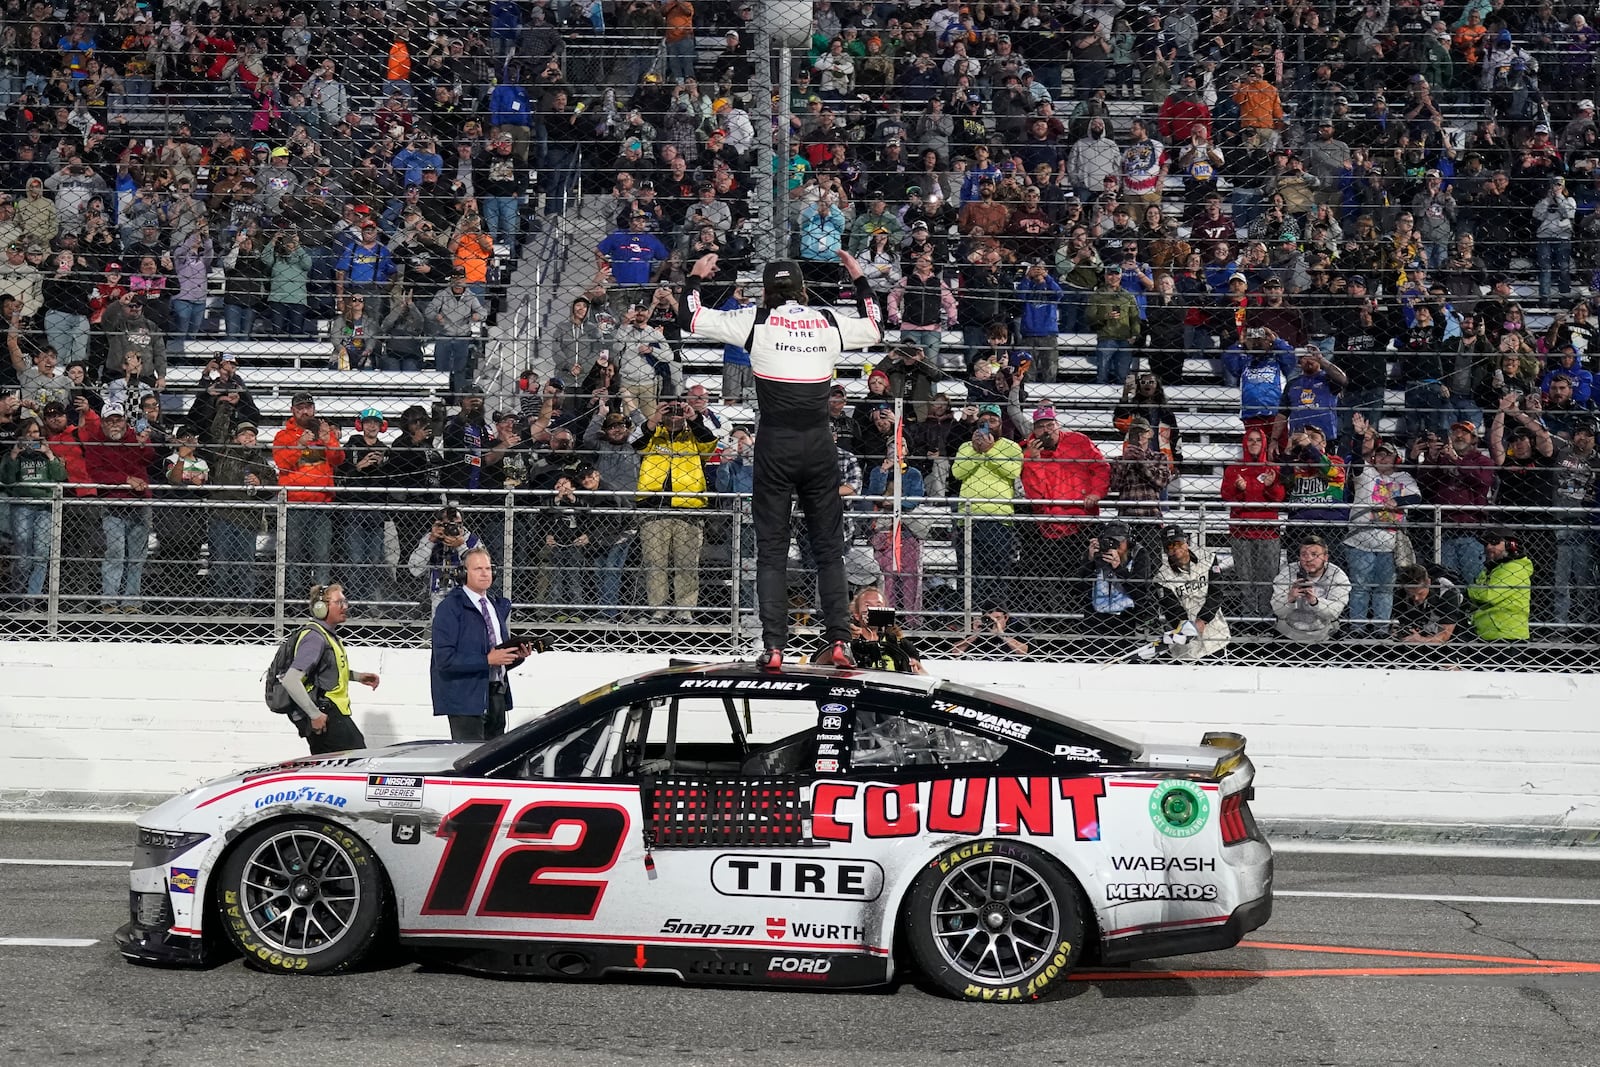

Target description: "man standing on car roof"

left=678, top=250, right=882, bottom=669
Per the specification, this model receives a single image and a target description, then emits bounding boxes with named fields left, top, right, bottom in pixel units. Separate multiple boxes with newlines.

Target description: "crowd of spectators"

left=5, top=0, right=1600, bottom=658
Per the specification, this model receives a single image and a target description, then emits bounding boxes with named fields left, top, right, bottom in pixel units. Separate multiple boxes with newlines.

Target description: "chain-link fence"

left=1, top=484, right=1593, bottom=670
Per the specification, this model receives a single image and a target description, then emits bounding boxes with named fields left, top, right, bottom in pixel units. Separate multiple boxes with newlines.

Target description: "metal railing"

left=1, top=486, right=1594, bottom=671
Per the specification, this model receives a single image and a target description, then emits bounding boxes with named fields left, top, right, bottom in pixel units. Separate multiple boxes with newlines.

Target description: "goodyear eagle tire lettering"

left=216, top=819, right=386, bottom=975
left=903, top=839, right=1084, bottom=1002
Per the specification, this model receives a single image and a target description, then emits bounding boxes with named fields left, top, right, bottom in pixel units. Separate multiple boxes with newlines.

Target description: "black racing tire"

left=216, top=819, right=386, bottom=975
left=903, top=839, right=1084, bottom=1002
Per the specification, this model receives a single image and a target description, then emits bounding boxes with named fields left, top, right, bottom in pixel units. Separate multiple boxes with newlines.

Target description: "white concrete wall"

left=3, top=642, right=1598, bottom=831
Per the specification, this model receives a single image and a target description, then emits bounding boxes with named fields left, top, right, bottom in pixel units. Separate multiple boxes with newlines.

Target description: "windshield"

left=452, top=681, right=620, bottom=773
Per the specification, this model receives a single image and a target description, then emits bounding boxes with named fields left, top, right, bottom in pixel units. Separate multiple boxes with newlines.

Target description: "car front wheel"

left=216, top=819, right=386, bottom=974
left=903, top=839, right=1084, bottom=1002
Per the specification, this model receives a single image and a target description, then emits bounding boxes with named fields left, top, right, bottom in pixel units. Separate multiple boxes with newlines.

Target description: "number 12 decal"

left=422, top=799, right=630, bottom=918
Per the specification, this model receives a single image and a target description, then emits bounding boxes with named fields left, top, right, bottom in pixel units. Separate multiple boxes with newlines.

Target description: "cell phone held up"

left=866, top=608, right=897, bottom=629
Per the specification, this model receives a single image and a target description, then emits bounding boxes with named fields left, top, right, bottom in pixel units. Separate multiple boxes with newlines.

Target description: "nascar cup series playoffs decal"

left=1149, top=780, right=1211, bottom=838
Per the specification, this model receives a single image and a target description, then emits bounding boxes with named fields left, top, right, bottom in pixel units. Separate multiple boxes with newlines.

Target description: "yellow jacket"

left=633, top=420, right=717, bottom=508
left=952, top=436, right=1022, bottom=515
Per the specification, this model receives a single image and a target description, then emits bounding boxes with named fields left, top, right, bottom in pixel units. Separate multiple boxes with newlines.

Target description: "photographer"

left=186, top=353, right=261, bottom=442
left=408, top=505, right=484, bottom=611
left=1390, top=563, right=1466, bottom=652
left=1271, top=534, right=1351, bottom=644
left=265, top=584, right=381, bottom=755
left=949, top=604, right=1031, bottom=659
left=841, top=588, right=927, bottom=673
left=1079, top=519, right=1155, bottom=638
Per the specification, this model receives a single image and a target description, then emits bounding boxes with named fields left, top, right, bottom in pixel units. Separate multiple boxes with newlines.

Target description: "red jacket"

left=1220, top=435, right=1285, bottom=539
left=81, top=419, right=154, bottom=499
left=1157, top=96, right=1212, bottom=143
left=48, top=407, right=101, bottom=496
left=1021, top=430, right=1111, bottom=538
left=272, top=417, right=345, bottom=503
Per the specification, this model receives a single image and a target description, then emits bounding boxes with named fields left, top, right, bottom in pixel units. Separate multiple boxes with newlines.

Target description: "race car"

left=116, top=662, right=1272, bottom=1001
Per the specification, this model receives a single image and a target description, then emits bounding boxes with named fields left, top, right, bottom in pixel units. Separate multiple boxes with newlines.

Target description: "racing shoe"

left=757, top=647, right=784, bottom=671
left=816, top=640, right=854, bottom=668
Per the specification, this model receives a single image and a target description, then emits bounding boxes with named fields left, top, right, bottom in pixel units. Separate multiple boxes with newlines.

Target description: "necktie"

left=479, top=596, right=502, bottom=681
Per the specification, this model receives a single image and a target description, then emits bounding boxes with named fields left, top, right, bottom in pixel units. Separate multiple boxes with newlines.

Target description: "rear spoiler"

left=1201, top=731, right=1248, bottom=778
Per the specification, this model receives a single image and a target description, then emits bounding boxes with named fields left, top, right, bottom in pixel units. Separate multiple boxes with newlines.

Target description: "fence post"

left=1431, top=504, right=1442, bottom=564
left=730, top=507, right=743, bottom=643
left=46, top=485, right=63, bottom=637
left=502, top=490, right=515, bottom=602
left=273, top=490, right=288, bottom=643
left=962, top=511, right=974, bottom=623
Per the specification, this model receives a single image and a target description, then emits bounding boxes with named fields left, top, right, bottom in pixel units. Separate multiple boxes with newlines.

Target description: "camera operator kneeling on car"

left=264, top=583, right=382, bottom=754
left=844, top=587, right=928, bottom=674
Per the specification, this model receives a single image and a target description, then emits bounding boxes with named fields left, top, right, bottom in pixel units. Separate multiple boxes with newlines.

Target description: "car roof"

left=458, top=662, right=1140, bottom=774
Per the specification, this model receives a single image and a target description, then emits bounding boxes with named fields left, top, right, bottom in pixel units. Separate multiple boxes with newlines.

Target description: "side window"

left=516, top=714, right=619, bottom=779
left=851, top=708, right=1009, bottom=769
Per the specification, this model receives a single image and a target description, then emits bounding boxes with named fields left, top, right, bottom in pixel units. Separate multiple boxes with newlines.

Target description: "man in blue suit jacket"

left=430, top=547, right=530, bottom=741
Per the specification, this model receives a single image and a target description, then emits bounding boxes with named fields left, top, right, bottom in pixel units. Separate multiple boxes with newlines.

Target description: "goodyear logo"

left=170, top=867, right=199, bottom=894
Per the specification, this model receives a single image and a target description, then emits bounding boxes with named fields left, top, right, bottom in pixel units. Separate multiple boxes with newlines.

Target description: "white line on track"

left=1279, top=890, right=1600, bottom=906
left=0, top=938, right=99, bottom=947
left=0, top=859, right=128, bottom=867
left=1273, top=841, right=1600, bottom=862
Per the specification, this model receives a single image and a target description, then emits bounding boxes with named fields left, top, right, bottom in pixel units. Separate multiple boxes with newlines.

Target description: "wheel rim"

left=236, top=829, right=362, bottom=956
left=929, top=857, right=1061, bottom=985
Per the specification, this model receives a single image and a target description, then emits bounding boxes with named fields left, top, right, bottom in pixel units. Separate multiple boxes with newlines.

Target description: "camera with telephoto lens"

left=442, top=521, right=463, bottom=538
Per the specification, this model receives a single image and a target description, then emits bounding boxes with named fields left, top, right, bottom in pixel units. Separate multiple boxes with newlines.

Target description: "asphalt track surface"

left=2, top=821, right=1597, bottom=1067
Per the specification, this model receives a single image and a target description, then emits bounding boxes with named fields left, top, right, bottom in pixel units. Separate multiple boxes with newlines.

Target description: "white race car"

left=116, top=662, right=1272, bottom=1001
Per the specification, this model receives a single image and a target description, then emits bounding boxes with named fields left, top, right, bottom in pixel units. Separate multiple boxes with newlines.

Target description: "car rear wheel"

left=216, top=819, right=385, bottom=974
left=903, top=840, right=1084, bottom=1002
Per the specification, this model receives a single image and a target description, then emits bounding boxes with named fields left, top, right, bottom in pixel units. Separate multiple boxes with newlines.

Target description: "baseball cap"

left=1228, top=272, right=1248, bottom=284
left=1347, top=274, right=1368, bottom=286
left=270, top=146, right=290, bottom=158
left=762, top=260, right=802, bottom=288
left=978, top=403, right=1001, bottom=416
left=1099, top=520, right=1132, bottom=542
left=1032, top=405, right=1058, bottom=423
left=1160, top=524, right=1189, bottom=545
left=102, top=404, right=127, bottom=419
left=1374, top=439, right=1401, bottom=456
left=1264, top=277, right=1285, bottom=288
left=105, top=261, right=123, bottom=272
left=233, top=420, right=258, bottom=435
left=828, top=384, right=847, bottom=397
left=1497, top=29, right=1512, bottom=42
left=491, top=409, right=518, bottom=423
left=1450, top=420, right=1477, bottom=434
left=1580, top=99, right=1596, bottom=111
left=1477, top=527, right=1511, bottom=544
left=291, top=392, right=316, bottom=407
left=1534, top=123, right=1551, bottom=134
left=358, top=406, right=385, bottom=424
left=42, top=401, right=66, bottom=417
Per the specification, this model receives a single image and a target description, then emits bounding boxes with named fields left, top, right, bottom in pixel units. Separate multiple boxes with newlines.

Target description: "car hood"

left=139, top=740, right=477, bottom=829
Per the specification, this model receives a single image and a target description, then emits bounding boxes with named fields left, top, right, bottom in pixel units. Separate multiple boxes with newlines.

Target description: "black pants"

left=297, top=712, right=367, bottom=755
left=753, top=425, right=850, bottom=649
left=446, top=681, right=509, bottom=742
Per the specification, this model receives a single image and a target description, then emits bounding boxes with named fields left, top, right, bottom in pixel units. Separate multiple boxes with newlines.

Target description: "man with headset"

left=265, top=583, right=382, bottom=753
left=677, top=249, right=882, bottom=668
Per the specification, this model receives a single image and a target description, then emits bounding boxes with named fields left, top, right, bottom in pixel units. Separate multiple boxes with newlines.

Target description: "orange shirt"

left=272, top=418, right=345, bottom=502
left=664, top=0, right=695, bottom=43
left=387, top=40, right=411, bottom=82
left=453, top=233, right=493, bottom=283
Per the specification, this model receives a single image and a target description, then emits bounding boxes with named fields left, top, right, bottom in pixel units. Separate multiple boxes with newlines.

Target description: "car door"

left=624, top=689, right=896, bottom=971
left=396, top=701, right=654, bottom=950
